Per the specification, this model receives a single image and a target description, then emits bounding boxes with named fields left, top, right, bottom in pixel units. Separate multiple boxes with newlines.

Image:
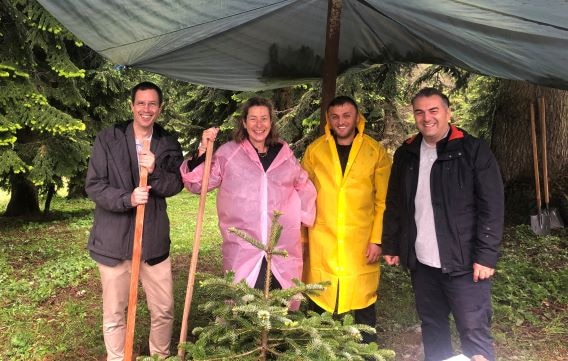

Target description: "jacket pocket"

left=90, top=209, right=132, bottom=257
left=455, top=219, right=475, bottom=266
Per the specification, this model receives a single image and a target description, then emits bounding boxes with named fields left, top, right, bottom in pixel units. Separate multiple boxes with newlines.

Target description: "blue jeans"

left=411, top=262, right=494, bottom=361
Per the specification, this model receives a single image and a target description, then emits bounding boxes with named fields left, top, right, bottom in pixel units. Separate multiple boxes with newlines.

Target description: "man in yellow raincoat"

left=301, top=96, right=391, bottom=343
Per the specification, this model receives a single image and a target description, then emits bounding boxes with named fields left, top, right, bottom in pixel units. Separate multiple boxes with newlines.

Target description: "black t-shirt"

left=332, top=129, right=358, bottom=174
left=336, top=143, right=352, bottom=175
left=257, top=142, right=283, bottom=171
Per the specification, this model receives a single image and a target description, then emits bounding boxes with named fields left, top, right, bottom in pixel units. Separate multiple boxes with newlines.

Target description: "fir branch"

left=227, top=227, right=266, bottom=252
left=180, top=215, right=396, bottom=361
left=267, top=210, right=283, bottom=250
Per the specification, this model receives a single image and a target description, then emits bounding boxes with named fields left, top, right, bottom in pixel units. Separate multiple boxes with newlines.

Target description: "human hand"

left=383, top=255, right=400, bottom=266
left=130, top=185, right=152, bottom=207
left=366, top=243, right=382, bottom=264
left=138, top=149, right=155, bottom=174
left=473, top=263, right=495, bottom=282
left=198, top=127, right=219, bottom=156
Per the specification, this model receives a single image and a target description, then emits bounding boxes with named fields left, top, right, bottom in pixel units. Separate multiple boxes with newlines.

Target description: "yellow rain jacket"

left=301, top=114, right=391, bottom=313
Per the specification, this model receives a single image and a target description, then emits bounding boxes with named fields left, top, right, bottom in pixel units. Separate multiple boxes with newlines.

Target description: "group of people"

left=86, top=82, right=504, bottom=361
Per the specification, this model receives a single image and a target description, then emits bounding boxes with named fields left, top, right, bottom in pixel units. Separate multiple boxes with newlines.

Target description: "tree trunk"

left=320, top=0, right=343, bottom=127
left=67, top=171, right=87, bottom=199
left=492, top=81, right=568, bottom=182
left=4, top=174, right=40, bottom=217
left=491, top=80, right=568, bottom=224
left=43, top=183, right=56, bottom=214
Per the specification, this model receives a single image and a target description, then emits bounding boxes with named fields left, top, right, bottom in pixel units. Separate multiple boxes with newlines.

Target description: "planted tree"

left=140, top=211, right=395, bottom=360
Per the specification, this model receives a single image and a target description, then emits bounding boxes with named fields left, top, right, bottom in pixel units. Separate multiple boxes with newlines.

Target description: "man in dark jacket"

left=382, top=87, right=504, bottom=361
left=85, top=81, right=183, bottom=360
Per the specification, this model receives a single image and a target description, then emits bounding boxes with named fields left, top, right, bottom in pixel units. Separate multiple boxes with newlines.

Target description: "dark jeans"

left=309, top=298, right=377, bottom=344
left=411, top=262, right=494, bottom=361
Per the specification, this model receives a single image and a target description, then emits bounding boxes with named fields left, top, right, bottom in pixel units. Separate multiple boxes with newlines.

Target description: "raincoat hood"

left=324, top=112, right=366, bottom=142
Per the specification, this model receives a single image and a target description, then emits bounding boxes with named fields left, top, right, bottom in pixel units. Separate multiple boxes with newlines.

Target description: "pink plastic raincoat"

left=180, top=140, right=316, bottom=289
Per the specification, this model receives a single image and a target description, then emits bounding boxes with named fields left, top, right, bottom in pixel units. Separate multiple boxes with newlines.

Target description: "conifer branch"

left=227, top=227, right=267, bottom=252
left=177, top=212, right=395, bottom=361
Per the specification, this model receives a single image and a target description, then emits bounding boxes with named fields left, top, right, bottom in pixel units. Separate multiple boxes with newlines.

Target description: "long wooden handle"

left=530, top=102, right=542, bottom=210
left=538, top=97, right=550, bottom=206
left=178, top=139, right=214, bottom=360
left=124, top=139, right=150, bottom=361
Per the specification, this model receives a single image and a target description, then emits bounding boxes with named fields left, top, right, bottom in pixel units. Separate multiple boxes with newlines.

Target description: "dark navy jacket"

left=382, top=125, right=504, bottom=275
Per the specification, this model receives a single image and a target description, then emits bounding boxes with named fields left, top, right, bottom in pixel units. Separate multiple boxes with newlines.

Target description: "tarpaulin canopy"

left=38, top=0, right=568, bottom=91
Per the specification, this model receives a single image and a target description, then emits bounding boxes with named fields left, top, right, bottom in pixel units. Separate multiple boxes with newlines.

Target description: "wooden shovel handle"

left=178, top=138, right=214, bottom=360
left=538, top=97, right=550, bottom=205
left=530, top=102, right=542, bottom=210
left=125, top=139, right=150, bottom=361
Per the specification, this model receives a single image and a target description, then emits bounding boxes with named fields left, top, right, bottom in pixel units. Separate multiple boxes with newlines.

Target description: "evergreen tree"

left=0, top=0, right=89, bottom=215
left=160, top=80, right=239, bottom=155
left=140, top=212, right=396, bottom=360
left=0, top=0, right=149, bottom=212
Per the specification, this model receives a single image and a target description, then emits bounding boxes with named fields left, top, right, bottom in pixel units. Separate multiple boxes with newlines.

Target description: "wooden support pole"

left=320, top=0, right=343, bottom=130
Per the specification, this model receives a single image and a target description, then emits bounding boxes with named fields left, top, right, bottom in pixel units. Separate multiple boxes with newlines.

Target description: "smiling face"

left=131, top=89, right=161, bottom=135
left=412, top=94, right=451, bottom=145
left=328, top=102, right=358, bottom=145
left=244, top=105, right=271, bottom=150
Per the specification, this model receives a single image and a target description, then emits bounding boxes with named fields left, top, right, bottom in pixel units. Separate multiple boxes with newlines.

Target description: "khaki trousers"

left=97, top=257, right=174, bottom=361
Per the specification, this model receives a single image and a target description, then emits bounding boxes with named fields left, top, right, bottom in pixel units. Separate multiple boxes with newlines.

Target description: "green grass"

left=0, top=192, right=567, bottom=360
left=0, top=191, right=222, bottom=360
left=491, top=225, right=568, bottom=360
left=377, top=266, right=417, bottom=333
left=0, top=196, right=98, bottom=360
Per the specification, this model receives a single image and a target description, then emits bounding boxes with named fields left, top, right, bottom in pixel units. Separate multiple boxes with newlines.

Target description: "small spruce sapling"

left=139, top=211, right=395, bottom=361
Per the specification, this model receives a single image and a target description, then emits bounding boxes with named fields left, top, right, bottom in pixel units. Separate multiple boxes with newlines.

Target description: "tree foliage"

left=0, top=0, right=90, bottom=215
left=0, top=0, right=147, bottom=213
left=139, top=212, right=395, bottom=361
left=4, top=0, right=565, bottom=221
left=160, top=80, right=240, bottom=155
left=160, top=63, right=419, bottom=160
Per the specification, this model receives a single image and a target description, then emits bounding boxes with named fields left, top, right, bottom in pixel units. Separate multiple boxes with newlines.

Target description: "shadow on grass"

left=0, top=208, right=93, bottom=230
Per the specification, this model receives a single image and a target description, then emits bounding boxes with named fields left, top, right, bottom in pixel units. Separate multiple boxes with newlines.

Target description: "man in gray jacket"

left=85, top=81, right=183, bottom=360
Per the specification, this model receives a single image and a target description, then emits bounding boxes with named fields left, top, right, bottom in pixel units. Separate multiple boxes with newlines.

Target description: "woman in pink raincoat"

left=180, top=97, right=316, bottom=291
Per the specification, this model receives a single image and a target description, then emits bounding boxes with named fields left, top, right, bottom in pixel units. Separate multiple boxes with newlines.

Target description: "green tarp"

left=38, top=0, right=568, bottom=90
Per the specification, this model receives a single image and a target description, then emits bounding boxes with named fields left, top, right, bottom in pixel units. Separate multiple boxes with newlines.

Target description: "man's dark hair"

left=233, top=96, right=280, bottom=146
left=131, top=81, right=163, bottom=105
left=411, top=87, right=450, bottom=108
left=327, top=95, right=359, bottom=114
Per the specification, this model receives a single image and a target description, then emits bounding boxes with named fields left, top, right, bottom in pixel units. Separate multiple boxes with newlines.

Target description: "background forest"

left=1, top=1, right=567, bottom=360
left=1, top=0, right=567, bottom=220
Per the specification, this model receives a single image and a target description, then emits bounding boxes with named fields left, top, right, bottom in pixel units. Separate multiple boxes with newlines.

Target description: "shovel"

left=529, top=102, right=550, bottom=235
left=538, top=97, right=565, bottom=229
